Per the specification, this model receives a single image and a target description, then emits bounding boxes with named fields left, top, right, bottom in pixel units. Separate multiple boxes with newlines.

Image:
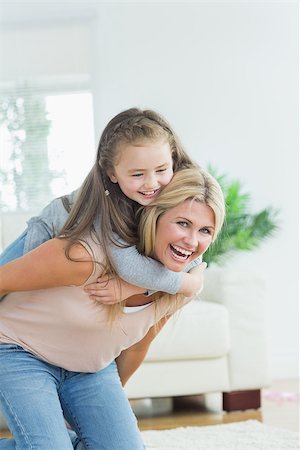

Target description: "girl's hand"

left=179, top=262, right=207, bottom=297
left=189, top=262, right=207, bottom=295
left=84, top=276, right=146, bottom=304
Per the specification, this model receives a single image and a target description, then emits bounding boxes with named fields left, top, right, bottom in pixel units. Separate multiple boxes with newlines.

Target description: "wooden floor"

left=0, top=379, right=298, bottom=440
left=136, top=379, right=299, bottom=432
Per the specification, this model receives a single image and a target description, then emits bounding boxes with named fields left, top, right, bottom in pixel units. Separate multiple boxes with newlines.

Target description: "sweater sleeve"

left=109, top=235, right=203, bottom=295
left=23, top=192, right=76, bottom=254
left=109, top=241, right=183, bottom=295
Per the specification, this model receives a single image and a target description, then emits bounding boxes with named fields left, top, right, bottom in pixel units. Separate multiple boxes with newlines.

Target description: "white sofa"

left=0, top=213, right=271, bottom=420
left=125, top=267, right=271, bottom=411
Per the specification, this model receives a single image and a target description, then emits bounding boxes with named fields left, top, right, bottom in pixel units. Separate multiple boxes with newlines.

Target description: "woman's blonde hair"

left=137, top=167, right=225, bottom=319
left=138, top=167, right=225, bottom=255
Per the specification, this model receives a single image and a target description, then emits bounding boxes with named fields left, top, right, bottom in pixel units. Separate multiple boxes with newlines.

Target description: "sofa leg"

left=222, top=389, right=261, bottom=412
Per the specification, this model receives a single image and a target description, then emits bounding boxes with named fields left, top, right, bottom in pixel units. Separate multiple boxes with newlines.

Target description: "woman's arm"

left=0, top=238, right=93, bottom=296
left=115, top=315, right=171, bottom=386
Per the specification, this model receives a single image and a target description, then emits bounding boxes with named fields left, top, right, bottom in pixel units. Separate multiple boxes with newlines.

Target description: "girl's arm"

left=42, top=195, right=201, bottom=297
left=116, top=314, right=171, bottom=386
left=86, top=261, right=206, bottom=303
left=23, top=192, right=76, bottom=254
left=1, top=191, right=201, bottom=300
left=110, top=241, right=205, bottom=297
left=85, top=242, right=205, bottom=302
left=0, top=238, right=93, bottom=296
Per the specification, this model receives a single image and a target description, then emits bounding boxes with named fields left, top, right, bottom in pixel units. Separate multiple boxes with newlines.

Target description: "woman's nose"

left=183, top=231, right=199, bottom=249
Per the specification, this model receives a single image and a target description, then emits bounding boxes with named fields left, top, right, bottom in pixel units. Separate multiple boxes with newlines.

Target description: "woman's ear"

left=106, top=169, right=118, bottom=184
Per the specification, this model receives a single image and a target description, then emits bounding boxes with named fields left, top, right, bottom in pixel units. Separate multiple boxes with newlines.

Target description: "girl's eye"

left=132, top=173, right=143, bottom=177
left=156, top=168, right=167, bottom=173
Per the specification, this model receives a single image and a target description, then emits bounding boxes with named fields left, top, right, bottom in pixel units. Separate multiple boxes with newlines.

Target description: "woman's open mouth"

left=169, top=244, right=193, bottom=261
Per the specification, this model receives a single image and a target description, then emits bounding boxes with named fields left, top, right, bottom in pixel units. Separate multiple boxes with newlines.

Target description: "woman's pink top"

left=0, top=237, right=186, bottom=373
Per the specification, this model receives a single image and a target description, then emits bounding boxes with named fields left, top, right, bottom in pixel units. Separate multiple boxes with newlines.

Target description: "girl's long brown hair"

left=59, top=108, right=197, bottom=277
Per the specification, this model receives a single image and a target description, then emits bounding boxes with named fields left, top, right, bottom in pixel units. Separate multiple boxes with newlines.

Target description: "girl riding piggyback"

left=0, top=108, right=205, bottom=302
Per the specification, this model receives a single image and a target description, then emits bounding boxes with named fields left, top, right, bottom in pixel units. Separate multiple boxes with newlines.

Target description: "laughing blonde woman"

left=0, top=167, right=225, bottom=450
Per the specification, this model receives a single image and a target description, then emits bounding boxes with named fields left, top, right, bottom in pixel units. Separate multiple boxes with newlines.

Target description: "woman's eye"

left=177, top=221, right=188, bottom=227
left=200, top=228, right=211, bottom=235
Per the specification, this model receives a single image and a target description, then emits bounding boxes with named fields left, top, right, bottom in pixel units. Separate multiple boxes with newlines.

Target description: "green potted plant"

left=203, top=166, right=279, bottom=266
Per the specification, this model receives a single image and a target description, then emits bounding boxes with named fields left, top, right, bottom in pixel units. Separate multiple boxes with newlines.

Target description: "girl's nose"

left=144, top=173, right=157, bottom=188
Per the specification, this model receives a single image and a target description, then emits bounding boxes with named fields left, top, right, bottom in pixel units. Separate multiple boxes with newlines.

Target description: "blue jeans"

left=0, top=232, right=26, bottom=266
left=0, top=344, right=145, bottom=450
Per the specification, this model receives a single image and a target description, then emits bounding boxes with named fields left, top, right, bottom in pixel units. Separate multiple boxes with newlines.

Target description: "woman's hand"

left=84, top=276, right=146, bottom=304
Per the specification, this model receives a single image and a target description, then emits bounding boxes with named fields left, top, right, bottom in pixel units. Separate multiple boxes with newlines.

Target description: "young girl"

left=0, top=107, right=203, bottom=302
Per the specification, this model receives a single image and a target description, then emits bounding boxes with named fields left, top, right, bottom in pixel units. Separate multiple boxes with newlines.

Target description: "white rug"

left=141, top=420, right=299, bottom=450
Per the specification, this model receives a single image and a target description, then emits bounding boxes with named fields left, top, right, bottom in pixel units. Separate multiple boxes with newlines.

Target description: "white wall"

left=0, top=23, right=91, bottom=81
left=89, top=2, right=298, bottom=380
left=0, top=1, right=298, bottom=379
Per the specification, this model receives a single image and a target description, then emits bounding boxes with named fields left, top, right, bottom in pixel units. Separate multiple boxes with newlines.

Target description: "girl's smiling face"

left=107, top=139, right=174, bottom=206
left=153, top=199, right=215, bottom=272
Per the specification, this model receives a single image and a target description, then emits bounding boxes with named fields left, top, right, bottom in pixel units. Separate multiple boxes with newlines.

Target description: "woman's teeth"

left=170, top=244, right=192, bottom=260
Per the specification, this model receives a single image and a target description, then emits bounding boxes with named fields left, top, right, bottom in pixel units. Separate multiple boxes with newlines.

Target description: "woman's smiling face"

left=153, top=199, right=215, bottom=272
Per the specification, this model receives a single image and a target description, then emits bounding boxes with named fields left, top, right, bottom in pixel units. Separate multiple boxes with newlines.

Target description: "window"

left=0, top=18, right=95, bottom=214
left=0, top=82, right=95, bottom=213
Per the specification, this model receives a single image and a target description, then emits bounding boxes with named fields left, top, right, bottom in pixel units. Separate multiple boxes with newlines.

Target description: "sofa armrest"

left=197, top=267, right=271, bottom=390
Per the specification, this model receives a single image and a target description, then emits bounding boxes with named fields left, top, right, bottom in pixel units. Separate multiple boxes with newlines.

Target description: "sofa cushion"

left=145, top=299, right=230, bottom=362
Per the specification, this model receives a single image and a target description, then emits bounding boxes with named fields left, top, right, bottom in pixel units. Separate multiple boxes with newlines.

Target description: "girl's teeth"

left=141, top=190, right=158, bottom=196
left=142, top=191, right=155, bottom=195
